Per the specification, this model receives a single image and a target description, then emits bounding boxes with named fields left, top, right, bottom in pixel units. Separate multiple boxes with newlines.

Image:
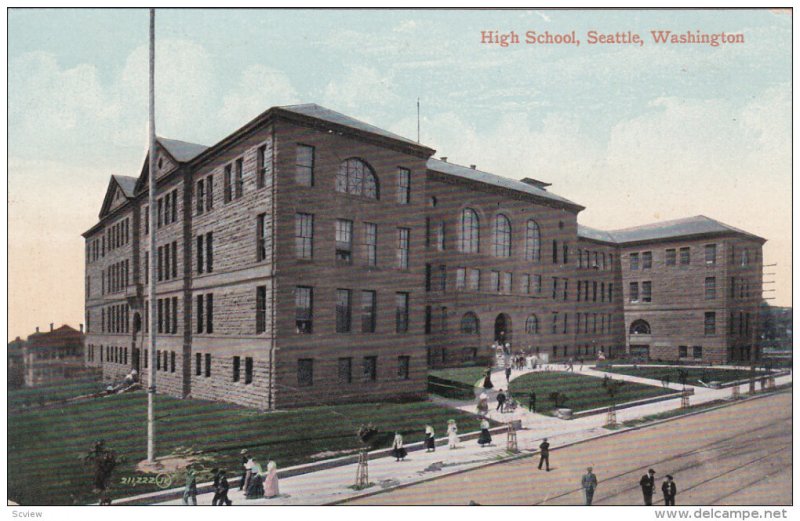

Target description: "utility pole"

left=147, top=7, right=158, bottom=464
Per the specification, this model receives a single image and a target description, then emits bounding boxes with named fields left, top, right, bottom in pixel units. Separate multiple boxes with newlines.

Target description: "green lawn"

left=594, top=366, right=768, bottom=385
left=9, top=378, right=106, bottom=409
left=508, top=371, right=673, bottom=414
left=8, top=390, right=489, bottom=506
left=429, top=366, right=488, bottom=387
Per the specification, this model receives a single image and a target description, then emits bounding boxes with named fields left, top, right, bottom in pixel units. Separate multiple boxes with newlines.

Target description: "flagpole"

left=147, top=7, right=158, bottom=464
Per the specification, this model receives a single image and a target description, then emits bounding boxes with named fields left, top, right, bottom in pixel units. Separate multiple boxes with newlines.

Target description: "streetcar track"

left=707, top=462, right=790, bottom=505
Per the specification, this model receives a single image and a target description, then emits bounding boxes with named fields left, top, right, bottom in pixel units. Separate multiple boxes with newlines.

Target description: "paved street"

left=347, top=391, right=791, bottom=505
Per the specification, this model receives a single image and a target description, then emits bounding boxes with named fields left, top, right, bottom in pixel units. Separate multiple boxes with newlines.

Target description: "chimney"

left=441, top=157, right=447, bottom=162
left=470, top=164, right=476, bottom=169
left=35, top=326, right=39, bottom=333
left=50, top=323, right=54, bottom=332
left=80, top=324, right=84, bottom=333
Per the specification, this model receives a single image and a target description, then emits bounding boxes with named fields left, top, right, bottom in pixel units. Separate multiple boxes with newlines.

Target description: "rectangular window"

left=234, top=159, right=243, bottom=198
left=171, top=241, right=177, bottom=279
left=206, top=175, right=214, bottom=210
left=257, top=213, right=269, bottom=262
left=397, top=228, right=410, bottom=269
left=171, top=190, right=177, bottom=223
left=705, top=277, right=716, bottom=300
left=593, top=281, right=598, bottom=302
left=534, top=274, right=542, bottom=294
left=224, top=164, right=232, bottom=203
left=704, top=312, right=716, bottom=335
left=296, top=286, right=313, bottom=334
left=245, top=357, right=253, bottom=384
left=438, top=265, right=447, bottom=292
left=363, top=356, right=377, bottom=381
left=233, top=356, right=241, bottom=382
left=630, top=252, right=639, bottom=270
left=441, top=306, right=448, bottom=333
left=361, top=290, right=376, bottom=333
left=395, top=292, right=409, bottom=333
left=295, top=144, right=314, bottom=186
left=456, top=267, right=466, bottom=290
left=705, top=244, right=717, bottom=265
left=171, top=296, right=178, bottom=333
left=363, top=222, right=377, bottom=267
left=563, top=278, right=569, bottom=300
left=396, top=168, right=410, bottom=204
left=492, top=271, right=501, bottom=293
left=196, top=179, right=205, bottom=215
left=665, top=248, right=676, bottom=266
left=680, top=247, right=691, bottom=265
left=693, top=346, right=703, bottom=359
left=630, top=282, right=639, bottom=302
left=338, top=357, right=352, bottom=384
left=204, top=353, right=211, bottom=377
left=196, top=353, right=201, bottom=376
left=608, top=283, right=613, bottom=302
left=642, top=281, right=652, bottom=302
left=679, top=345, right=688, bottom=358
left=256, top=286, right=268, bottom=334
left=336, top=289, right=352, bottom=333
left=522, top=274, right=531, bottom=294
left=551, top=312, right=558, bottom=334
left=563, top=244, right=569, bottom=264
left=424, top=305, right=432, bottom=334
left=197, top=235, right=204, bottom=274
left=398, top=356, right=410, bottom=380
left=424, top=264, right=432, bottom=292
left=196, top=294, right=204, bottom=334
left=642, top=251, right=652, bottom=269
left=502, top=272, right=512, bottom=294
left=206, top=294, right=213, bottom=333
left=205, top=233, right=213, bottom=272
left=157, top=298, right=164, bottom=334
left=295, top=213, right=314, bottom=259
left=552, top=240, right=558, bottom=264
left=437, top=222, right=446, bottom=251
left=298, top=359, right=313, bottom=387
left=335, top=219, right=353, bottom=263
left=469, top=269, right=481, bottom=291
left=257, top=145, right=268, bottom=188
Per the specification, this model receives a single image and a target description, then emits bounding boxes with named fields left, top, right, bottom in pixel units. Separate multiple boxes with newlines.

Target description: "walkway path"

left=156, top=366, right=791, bottom=505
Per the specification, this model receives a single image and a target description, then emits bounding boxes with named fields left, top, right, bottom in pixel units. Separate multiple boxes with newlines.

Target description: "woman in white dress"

left=424, top=424, right=436, bottom=452
left=447, top=419, right=459, bottom=449
left=391, top=432, right=407, bottom=461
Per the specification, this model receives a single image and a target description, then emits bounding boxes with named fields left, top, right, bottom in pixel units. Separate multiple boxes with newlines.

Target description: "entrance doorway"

left=494, top=314, right=512, bottom=344
left=630, top=344, right=650, bottom=361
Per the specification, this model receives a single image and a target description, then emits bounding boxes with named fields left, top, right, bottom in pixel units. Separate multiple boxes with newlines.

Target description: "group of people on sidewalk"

left=391, top=418, right=494, bottom=461
left=579, top=466, right=678, bottom=506
left=180, top=449, right=280, bottom=505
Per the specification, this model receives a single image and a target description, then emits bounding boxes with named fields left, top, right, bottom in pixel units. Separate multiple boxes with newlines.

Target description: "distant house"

left=22, top=324, right=89, bottom=387
left=8, top=336, right=26, bottom=389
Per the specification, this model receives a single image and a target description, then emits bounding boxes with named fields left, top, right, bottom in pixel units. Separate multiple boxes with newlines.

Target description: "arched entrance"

left=494, top=313, right=512, bottom=344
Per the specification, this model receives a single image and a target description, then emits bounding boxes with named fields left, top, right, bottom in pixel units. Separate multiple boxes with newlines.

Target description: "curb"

left=330, top=387, right=791, bottom=505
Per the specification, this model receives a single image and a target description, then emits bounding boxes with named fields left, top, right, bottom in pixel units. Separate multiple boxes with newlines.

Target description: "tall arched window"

left=460, top=312, right=480, bottom=335
left=525, top=314, right=539, bottom=334
left=493, top=214, right=512, bottom=258
left=336, top=158, right=379, bottom=199
left=525, top=219, right=541, bottom=261
left=629, top=319, right=651, bottom=335
left=459, top=208, right=480, bottom=253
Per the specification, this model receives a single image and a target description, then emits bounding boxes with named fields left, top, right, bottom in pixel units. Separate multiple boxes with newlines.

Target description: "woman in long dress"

left=482, top=368, right=494, bottom=390
left=424, top=425, right=436, bottom=452
left=478, top=419, right=492, bottom=447
left=477, top=392, right=489, bottom=417
left=245, top=461, right=264, bottom=499
left=263, top=461, right=279, bottom=498
left=391, top=432, right=407, bottom=461
left=447, top=420, right=459, bottom=449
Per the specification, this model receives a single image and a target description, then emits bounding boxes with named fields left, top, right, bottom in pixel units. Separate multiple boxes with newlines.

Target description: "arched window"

left=493, top=214, right=512, bottom=257
left=525, top=219, right=541, bottom=261
left=460, top=312, right=480, bottom=335
left=525, top=314, right=539, bottom=334
left=336, top=158, right=379, bottom=199
left=459, top=208, right=480, bottom=253
left=629, top=319, right=651, bottom=335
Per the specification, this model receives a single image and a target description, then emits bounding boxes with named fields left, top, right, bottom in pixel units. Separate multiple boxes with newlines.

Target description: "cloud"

left=218, top=64, right=300, bottom=129
left=322, top=65, right=403, bottom=116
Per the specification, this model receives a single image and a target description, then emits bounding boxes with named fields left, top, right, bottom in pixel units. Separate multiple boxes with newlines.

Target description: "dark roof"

left=426, top=158, right=583, bottom=210
left=577, top=225, right=617, bottom=244
left=279, top=103, right=421, bottom=148
left=112, top=175, right=137, bottom=198
left=608, top=215, right=766, bottom=244
left=158, top=137, right=209, bottom=163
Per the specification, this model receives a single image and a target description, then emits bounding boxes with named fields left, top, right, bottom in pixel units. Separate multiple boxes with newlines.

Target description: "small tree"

left=84, top=440, right=120, bottom=495
left=677, top=369, right=689, bottom=390
left=603, top=378, right=625, bottom=406
left=548, top=391, right=568, bottom=409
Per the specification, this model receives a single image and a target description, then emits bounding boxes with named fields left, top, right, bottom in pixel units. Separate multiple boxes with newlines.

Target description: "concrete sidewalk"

left=156, top=367, right=791, bottom=505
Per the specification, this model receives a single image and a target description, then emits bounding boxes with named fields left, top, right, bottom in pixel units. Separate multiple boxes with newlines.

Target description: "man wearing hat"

left=640, top=468, right=656, bottom=505
left=239, top=449, right=250, bottom=491
left=581, top=467, right=598, bottom=505
left=662, top=475, right=677, bottom=506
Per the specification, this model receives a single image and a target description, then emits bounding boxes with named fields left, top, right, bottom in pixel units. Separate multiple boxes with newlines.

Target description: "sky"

left=7, top=8, right=792, bottom=341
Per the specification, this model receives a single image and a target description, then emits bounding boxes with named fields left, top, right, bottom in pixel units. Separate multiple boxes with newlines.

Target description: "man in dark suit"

left=640, top=468, right=656, bottom=505
left=528, top=390, right=536, bottom=412
left=538, top=438, right=550, bottom=471
left=496, top=389, right=507, bottom=412
left=662, top=475, right=677, bottom=506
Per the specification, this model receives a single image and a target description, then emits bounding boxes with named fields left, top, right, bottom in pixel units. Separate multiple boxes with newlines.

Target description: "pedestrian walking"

left=528, top=390, right=536, bottom=412
left=242, top=453, right=255, bottom=493
left=182, top=468, right=197, bottom=505
left=216, top=470, right=232, bottom=506
left=424, top=424, right=436, bottom=452
left=211, top=468, right=222, bottom=505
left=662, top=475, right=677, bottom=506
left=391, top=432, right=407, bottom=461
left=245, top=461, right=264, bottom=500
left=238, top=449, right=249, bottom=490
left=447, top=419, right=459, bottom=449
left=263, top=461, right=279, bottom=499
left=538, top=438, right=550, bottom=471
left=640, top=468, right=656, bottom=505
left=582, top=467, right=598, bottom=505
left=477, top=391, right=489, bottom=417
left=478, top=419, right=492, bottom=447
left=496, top=389, right=507, bottom=412
left=482, top=368, right=494, bottom=390
left=567, top=357, right=575, bottom=372
left=505, top=366, right=512, bottom=382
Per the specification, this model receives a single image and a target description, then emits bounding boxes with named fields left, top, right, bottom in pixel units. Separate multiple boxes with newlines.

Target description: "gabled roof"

left=426, top=158, right=584, bottom=211
left=98, top=175, right=138, bottom=219
left=279, top=103, right=421, bottom=148
left=577, top=224, right=617, bottom=244
left=158, top=137, right=209, bottom=163
left=608, top=215, right=766, bottom=245
left=113, top=175, right=137, bottom=198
